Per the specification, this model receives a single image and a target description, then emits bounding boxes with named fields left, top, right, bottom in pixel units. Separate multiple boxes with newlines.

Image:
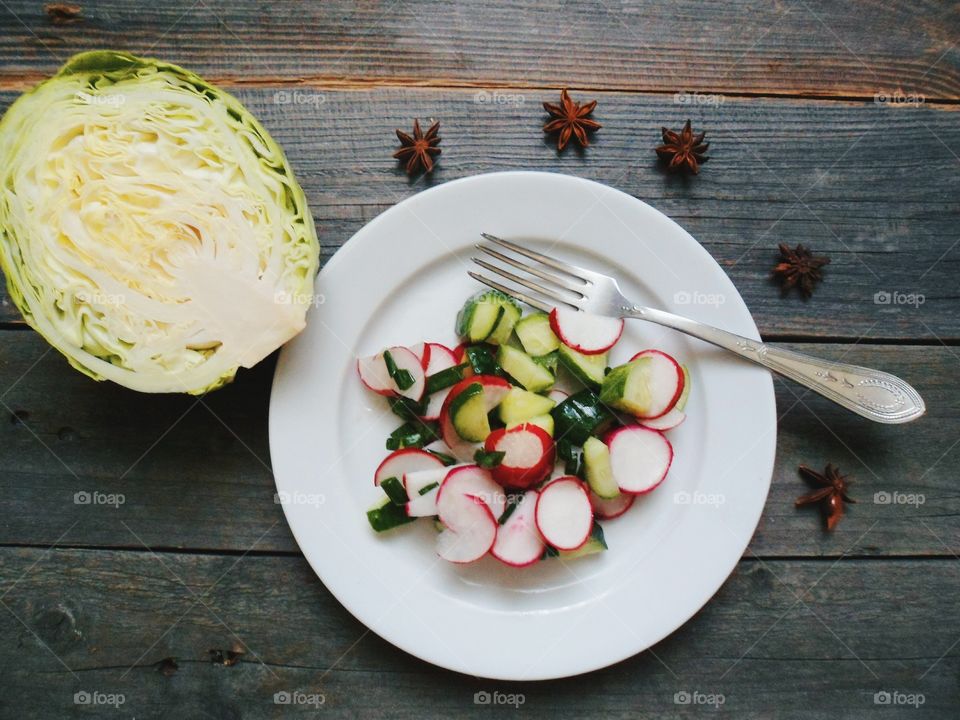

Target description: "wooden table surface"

left=1, top=2, right=958, bottom=718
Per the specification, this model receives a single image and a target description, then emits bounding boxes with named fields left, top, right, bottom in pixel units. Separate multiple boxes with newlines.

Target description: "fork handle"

left=628, top=307, right=925, bottom=424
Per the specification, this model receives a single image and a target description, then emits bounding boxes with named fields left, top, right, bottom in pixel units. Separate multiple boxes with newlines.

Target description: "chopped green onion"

left=383, top=350, right=415, bottom=391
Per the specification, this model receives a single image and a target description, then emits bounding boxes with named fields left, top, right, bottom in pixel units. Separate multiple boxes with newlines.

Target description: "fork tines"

left=471, top=234, right=587, bottom=313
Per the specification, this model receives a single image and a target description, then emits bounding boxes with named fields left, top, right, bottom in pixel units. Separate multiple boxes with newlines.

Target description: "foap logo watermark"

left=874, top=290, right=924, bottom=307
left=274, top=290, right=325, bottom=308
left=273, top=690, right=325, bottom=707
left=674, top=90, right=725, bottom=107
left=473, top=90, right=525, bottom=106
left=674, top=491, right=725, bottom=507
left=674, top=690, right=725, bottom=708
left=273, top=90, right=326, bottom=107
left=874, top=491, right=925, bottom=508
left=74, top=491, right=125, bottom=508
left=76, top=290, right=126, bottom=307
left=74, top=691, right=125, bottom=708
left=674, top=290, right=726, bottom=308
left=874, top=690, right=925, bottom=708
left=474, top=690, right=525, bottom=707
left=274, top=491, right=326, bottom=508
left=74, top=91, right=126, bottom=108
left=873, top=91, right=925, bottom=106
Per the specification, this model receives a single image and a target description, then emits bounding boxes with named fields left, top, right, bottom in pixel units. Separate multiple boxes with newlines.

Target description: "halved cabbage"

left=0, top=51, right=319, bottom=393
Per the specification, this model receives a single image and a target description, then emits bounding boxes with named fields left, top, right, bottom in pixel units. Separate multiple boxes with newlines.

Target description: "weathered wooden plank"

left=0, top=87, right=957, bottom=339
left=0, top=331, right=956, bottom=556
left=0, top=548, right=956, bottom=718
left=0, top=0, right=958, bottom=99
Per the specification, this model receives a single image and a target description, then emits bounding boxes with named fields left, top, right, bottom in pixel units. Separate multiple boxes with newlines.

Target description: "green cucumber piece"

left=532, top=351, right=559, bottom=374
left=379, top=476, right=409, bottom=505
left=550, top=389, right=615, bottom=445
left=367, top=497, right=416, bottom=532
left=456, top=291, right=521, bottom=343
left=583, top=437, right=619, bottom=499
left=599, top=356, right=654, bottom=416
left=450, top=382, right=490, bottom=441
left=556, top=438, right=584, bottom=477
left=558, top=344, right=608, bottom=389
left=508, top=413, right=554, bottom=436
left=676, top=364, right=691, bottom=411
left=486, top=301, right=522, bottom=345
left=498, top=387, right=556, bottom=425
left=514, top=312, right=561, bottom=356
left=497, top=345, right=555, bottom=392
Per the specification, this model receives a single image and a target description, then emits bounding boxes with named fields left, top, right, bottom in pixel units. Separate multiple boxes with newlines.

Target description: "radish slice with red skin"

left=535, top=477, right=593, bottom=551
left=356, top=354, right=394, bottom=396
left=606, top=425, right=673, bottom=494
left=639, top=408, right=686, bottom=431
left=357, top=346, right=426, bottom=401
left=421, top=343, right=460, bottom=421
left=484, top=423, right=555, bottom=490
left=437, top=465, right=507, bottom=521
left=410, top=342, right=432, bottom=371
left=374, top=448, right=445, bottom=486
left=436, top=494, right=497, bottom=563
left=628, top=349, right=685, bottom=419
left=589, top=488, right=635, bottom=519
left=549, top=307, right=624, bottom=355
left=491, top=491, right=545, bottom=567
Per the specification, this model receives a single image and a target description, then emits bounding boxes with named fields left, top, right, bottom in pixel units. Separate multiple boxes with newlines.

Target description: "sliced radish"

left=357, top=346, right=425, bottom=401
left=405, top=467, right=450, bottom=517
left=639, top=408, right=686, bottom=431
left=606, top=425, right=673, bottom=494
left=437, top=465, right=507, bottom=520
left=535, top=477, right=593, bottom=551
left=547, top=389, right=569, bottom=405
left=628, top=349, right=684, bottom=419
left=491, top=491, right=545, bottom=567
left=356, top=353, right=394, bottom=396
left=589, top=488, right=635, bottom=519
left=410, top=342, right=432, bottom=371
left=374, top=448, right=445, bottom=486
left=421, top=343, right=461, bottom=421
left=549, top=307, right=624, bottom=355
left=436, top=494, right=497, bottom=563
left=484, top=423, right=555, bottom=490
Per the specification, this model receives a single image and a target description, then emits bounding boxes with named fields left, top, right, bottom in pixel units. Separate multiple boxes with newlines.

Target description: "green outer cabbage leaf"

left=0, top=51, right=319, bottom=393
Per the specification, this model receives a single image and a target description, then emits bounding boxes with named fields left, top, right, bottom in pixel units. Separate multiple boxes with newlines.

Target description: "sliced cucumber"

left=514, top=312, right=561, bottom=356
left=532, top=350, right=559, bottom=374
left=367, top=496, right=416, bottom=532
left=486, top=301, right=522, bottom=345
left=499, top=387, right=556, bottom=425
left=583, top=437, right=619, bottom=499
left=550, top=389, right=616, bottom=445
left=449, top=382, right=490, bottom=441
left=599, top=356, right=654, bottom=416
left=497, top=345, right=555, bottom=392
left=558, top=344, right=608, bottom=389
left=456, top=290, right=521, bottom=343
left=508, top=413, right=554, bottom=436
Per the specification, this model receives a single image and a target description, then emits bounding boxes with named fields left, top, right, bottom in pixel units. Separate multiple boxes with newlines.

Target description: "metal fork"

left=470, top=233, right=925, bottom=424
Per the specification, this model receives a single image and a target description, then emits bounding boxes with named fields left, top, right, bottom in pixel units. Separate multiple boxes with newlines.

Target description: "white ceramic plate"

left=269, top=171, right=776, bottom=680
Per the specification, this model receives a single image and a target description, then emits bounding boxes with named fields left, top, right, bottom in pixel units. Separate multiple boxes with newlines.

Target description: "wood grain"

left=0, top=88, right=958, bottom=340
left=1, top=331, right=956, bottom=557
left=0, top=0, right=958, bottom=99
left=0, top=547, right=957, bottom=718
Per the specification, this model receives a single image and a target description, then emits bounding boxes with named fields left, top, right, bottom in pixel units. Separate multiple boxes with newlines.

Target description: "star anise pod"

left=543, top=89, right=601, bottom=151
left=795, top=463, right=855, bottom=531
left=656, top=120, right=709, bottom=173
left=773, top=243, right=830, bottom=298
left=393, top=119, right=441, bottom=174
